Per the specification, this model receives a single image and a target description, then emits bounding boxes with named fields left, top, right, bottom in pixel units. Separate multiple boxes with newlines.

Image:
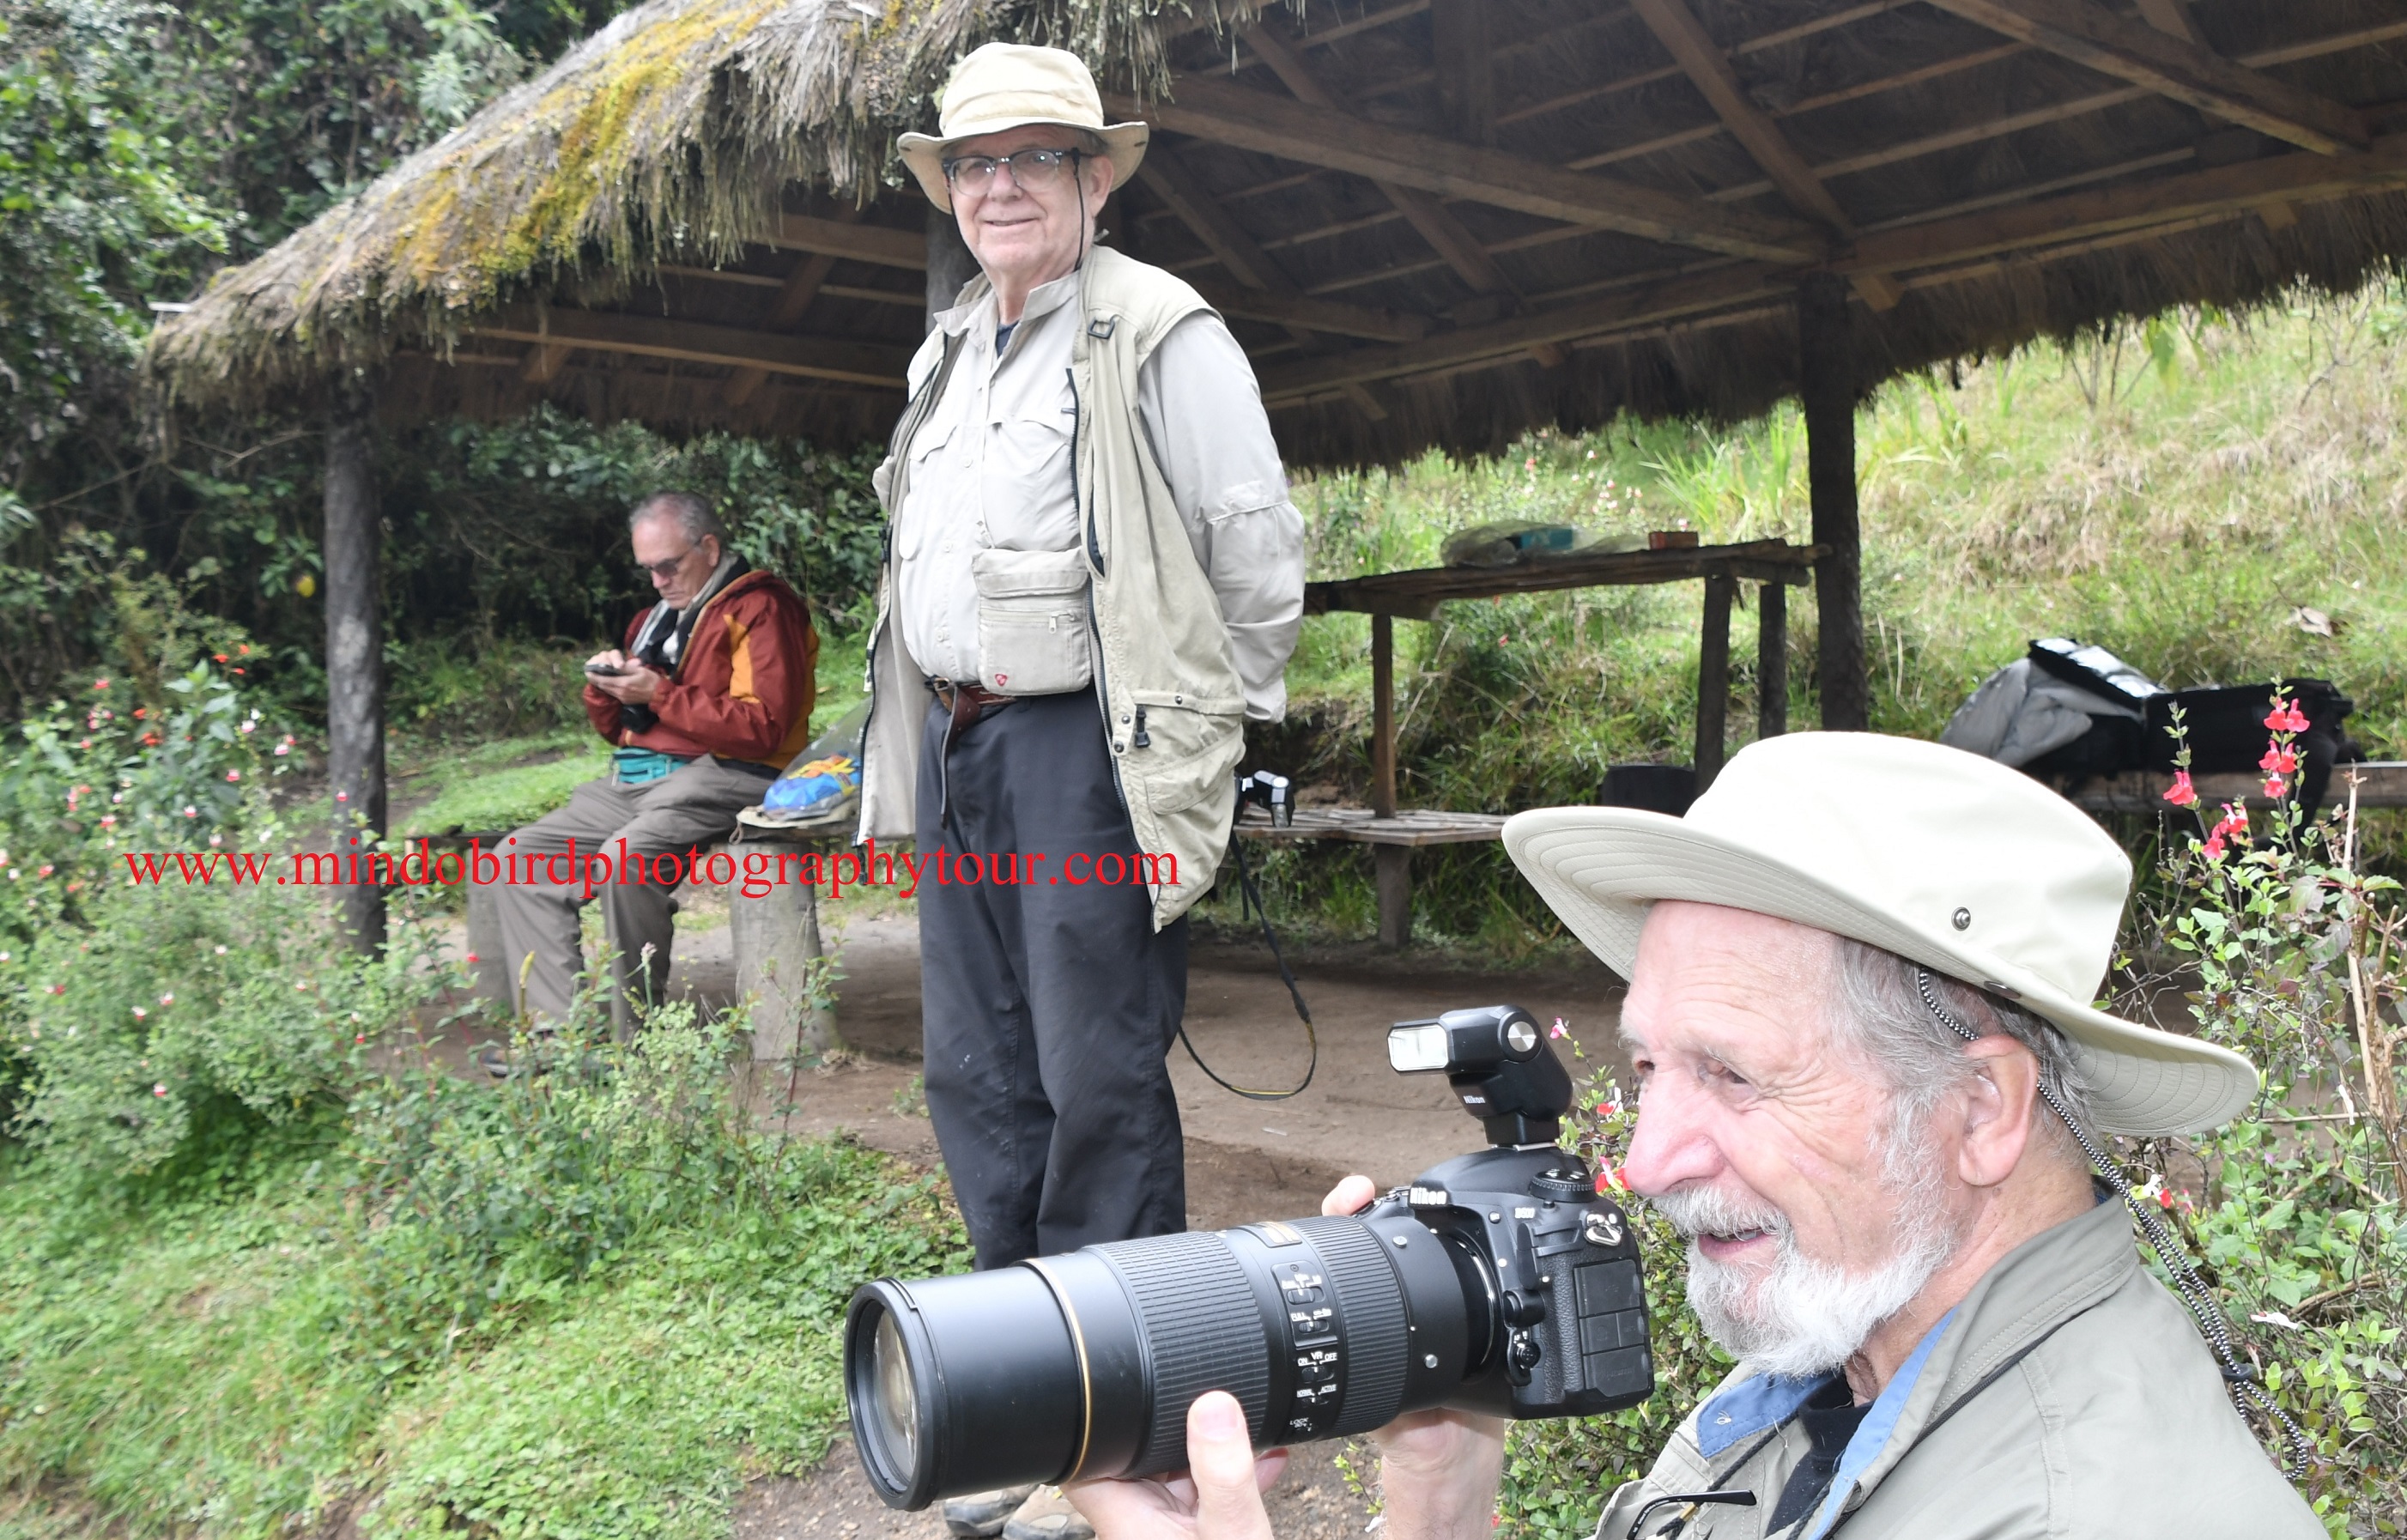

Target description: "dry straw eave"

left=145, top=0, right=1261, bottom=412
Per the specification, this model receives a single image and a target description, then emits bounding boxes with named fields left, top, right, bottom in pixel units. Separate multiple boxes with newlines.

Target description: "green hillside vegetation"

left=1223, top=289, right=2407, bottom=951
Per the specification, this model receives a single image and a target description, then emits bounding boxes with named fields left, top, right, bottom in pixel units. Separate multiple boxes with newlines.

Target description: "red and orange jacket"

left=584, top=568, right=819, bottom=769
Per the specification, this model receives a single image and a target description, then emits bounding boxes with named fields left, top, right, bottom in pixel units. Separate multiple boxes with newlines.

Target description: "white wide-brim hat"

left=1504, top=732, right=2258, bottom=1137
left=899, top=43, right=1149, bottom=213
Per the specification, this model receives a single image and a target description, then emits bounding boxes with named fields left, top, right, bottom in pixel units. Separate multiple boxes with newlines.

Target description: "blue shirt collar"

left=1690, top=1309, right=1961, bottom=1532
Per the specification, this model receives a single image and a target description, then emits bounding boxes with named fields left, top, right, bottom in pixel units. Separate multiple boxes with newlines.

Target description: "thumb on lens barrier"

left=1187, top=1392, right=1277, bottom=1540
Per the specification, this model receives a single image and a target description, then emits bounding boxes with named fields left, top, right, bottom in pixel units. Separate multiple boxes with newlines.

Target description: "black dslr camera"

left=842, top=1005, right=1652, bottom=1508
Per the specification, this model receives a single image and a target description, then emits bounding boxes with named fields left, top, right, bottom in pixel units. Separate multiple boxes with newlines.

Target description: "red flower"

left=2262, top=699, right=2311, bottom=734
left=2202, top=831, right=2228, bottom=860
left=2258, top=744, right=2298, bottom=776
left=141, top=733, right=160, bottom=747
left=2263, top=775, right=2288, bottom=798
left=131, top=707, right=146, bottom=720
left=1595, top=1167, right=1631, bottom=1195
left=2162, top=771, right=2198, bottom=808
left=91, top=678, right=108, bottom=691
left=213, top=653, right=228, bottom=664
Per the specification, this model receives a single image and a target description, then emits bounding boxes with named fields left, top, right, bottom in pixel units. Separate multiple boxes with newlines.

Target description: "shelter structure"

left=149, top=0, right=2407, bottom=945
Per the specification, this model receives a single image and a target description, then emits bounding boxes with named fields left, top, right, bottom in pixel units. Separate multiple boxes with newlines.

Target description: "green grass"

left=0, top=1044, right=970, bottom=1540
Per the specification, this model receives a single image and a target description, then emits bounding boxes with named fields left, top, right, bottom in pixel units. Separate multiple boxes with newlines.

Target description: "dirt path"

left=414, top=893, right=1629, bottom=1540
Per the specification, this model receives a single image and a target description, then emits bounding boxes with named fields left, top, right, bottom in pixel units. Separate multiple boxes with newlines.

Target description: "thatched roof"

left=149, top=0, right=2407, bottom=466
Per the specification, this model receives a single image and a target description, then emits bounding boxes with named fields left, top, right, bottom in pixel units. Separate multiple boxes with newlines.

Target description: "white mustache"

left=1648, top=1183, right=1791, bottom=1245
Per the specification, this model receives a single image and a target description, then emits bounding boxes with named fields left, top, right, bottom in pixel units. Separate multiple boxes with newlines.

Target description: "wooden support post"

left=926, top=204, right=979, bottom=334
left=324, top=387, right=385, bottom=953
left=1757, top=580, right=1789, bottom=740
left=1371, top=612, right=1398, bottom=819
left=1375, top=846, right=1413, bottom=951
left=731, top=843, right=841, bottom=1064
left=1799, top=273, right=1867, bottom=731
left=1695, top=572, right=1734, bottom=789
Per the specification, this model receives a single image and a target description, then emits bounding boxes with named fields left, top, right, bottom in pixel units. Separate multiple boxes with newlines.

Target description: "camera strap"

left=1913, top=969, right=2313, bottom=1479
left=1174, top=832, right=1316, bottom=1101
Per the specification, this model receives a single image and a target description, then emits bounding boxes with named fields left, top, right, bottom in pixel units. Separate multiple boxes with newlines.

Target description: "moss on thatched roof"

left=147, top=0, right=1256, bottom=409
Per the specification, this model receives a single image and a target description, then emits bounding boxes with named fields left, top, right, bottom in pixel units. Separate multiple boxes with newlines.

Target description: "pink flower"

left=98, top=815, right=114, bottom=828
left=1597, top=1100, right=1622, bottom=1117
left=1594, top=1167, right=1630, bottom=1195
left=273, top=743, right=290, bottom=756
left=335, top=791, right=348, bottom=803
left=131, top=1007, right=147, bottom=1020
left=465, top=952, right=479, bottom=963
left=37, top=864, right=52, bottom=877
left=2214, top=803, right=2249, bottom=838
left=2162, top=771, right=2198, bottom=809
left=153, top=1083, right=167, bottom=1097
left=91, top=679, right=108, bottom=691
left=225, top=770, right=240, bottom=783
left=2263, top=775, right=2288, bottom=798
left=2258, top=744, right=2298, bottom=776
left=1549, top=1016, right=1569, bottom=1040
left=2202, top=831, right=2227, bottom=860
left=158, top=993, right=173, bottom=1005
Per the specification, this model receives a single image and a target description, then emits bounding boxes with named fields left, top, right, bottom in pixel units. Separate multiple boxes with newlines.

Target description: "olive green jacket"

left=858, top=247, right=1252, bottom=929
left=1592, top=1199, right=2321, bottom=1540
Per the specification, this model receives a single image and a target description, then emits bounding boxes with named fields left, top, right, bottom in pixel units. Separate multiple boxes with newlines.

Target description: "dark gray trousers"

left=915, top=688, right=1188, bottom=1269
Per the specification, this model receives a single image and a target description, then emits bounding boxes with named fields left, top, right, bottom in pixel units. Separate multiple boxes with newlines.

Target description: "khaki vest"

left=858, top=247, right=1244, bottom=931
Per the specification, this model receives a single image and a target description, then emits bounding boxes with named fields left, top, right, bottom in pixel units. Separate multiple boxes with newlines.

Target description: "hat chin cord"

left=1913, top=968, right=2313, bottom=1480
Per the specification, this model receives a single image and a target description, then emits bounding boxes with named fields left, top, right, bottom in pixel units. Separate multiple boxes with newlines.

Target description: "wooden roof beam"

left=468, top=306, right=911, bottom=388
left=726, top=206, right=861, bottom=407
left=1133, top=150, right=1399, bottom=418
left=1627, top=0, right=1901, bottom=310
left=767, top=214, right=927, bottom=270
left=1843, top=132, right=2407, bottom=276
left=1921, top=0, right=2368, bottom=155
left=1119, top=74, right=1822, bottom=264
left=1256, top=132, right=2407, bottom=402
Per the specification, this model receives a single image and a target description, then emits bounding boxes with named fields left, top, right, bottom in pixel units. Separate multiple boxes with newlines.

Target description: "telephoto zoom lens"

left=845, top=1209, right=1482, bottom=1509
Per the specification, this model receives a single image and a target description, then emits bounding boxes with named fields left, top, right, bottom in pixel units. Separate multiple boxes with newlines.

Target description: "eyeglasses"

left=941, top=148, right=1083, bottom=196
left=639, top=545, right=696, bottom=580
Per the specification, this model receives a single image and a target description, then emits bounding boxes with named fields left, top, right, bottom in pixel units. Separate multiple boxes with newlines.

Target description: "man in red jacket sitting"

left=490, top=490, right=818, bottom=1035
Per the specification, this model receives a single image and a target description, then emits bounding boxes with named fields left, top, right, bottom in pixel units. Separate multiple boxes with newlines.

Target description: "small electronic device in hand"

left=584, top=662, right=632, bottom=676
left=842, top=1004, right=1652, bottom=1508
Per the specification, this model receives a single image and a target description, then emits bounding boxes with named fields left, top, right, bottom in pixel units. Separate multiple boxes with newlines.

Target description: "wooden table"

left=1296, top=538, right=1824, bottom=947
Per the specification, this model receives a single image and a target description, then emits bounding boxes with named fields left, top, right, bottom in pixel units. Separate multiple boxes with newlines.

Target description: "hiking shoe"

left=942, top=1485, right=1038, bottom=1539
left=1002, top=1488, right=1094, bottom=1540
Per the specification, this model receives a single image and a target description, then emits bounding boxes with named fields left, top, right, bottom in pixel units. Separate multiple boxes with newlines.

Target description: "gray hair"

left=629, top=489, right=725, bottom=543
left=1831, top=939, right=2096, bottom=1170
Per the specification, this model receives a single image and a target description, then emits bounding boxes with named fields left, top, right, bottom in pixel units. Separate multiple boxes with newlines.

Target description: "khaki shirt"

left=893, top=266, right=1304, bottom=722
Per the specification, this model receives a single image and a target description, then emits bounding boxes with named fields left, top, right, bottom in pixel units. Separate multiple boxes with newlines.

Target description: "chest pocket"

left=973, top=547, right=1091, bottom=696
left=984, top=409, right=1078, bottom=553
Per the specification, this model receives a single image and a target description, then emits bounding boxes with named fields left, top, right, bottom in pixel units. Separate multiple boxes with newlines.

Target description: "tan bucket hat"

left=1504, top=732, right=2258, bottom=1137
left=899, top=43, right=1149, bottom=213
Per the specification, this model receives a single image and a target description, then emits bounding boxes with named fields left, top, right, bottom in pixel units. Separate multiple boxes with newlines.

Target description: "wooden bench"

left=444, top=827, right=846, bottom=1064
left=1234, top=806, right=1508, bottom=949
left=2066, top=761, right=2407, bottom=814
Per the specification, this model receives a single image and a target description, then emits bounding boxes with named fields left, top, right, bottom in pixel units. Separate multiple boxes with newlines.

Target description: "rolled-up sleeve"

left=1137, top=312, right=1307, bottom=723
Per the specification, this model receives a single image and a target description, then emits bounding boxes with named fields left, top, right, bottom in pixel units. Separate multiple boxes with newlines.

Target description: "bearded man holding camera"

left=1070, top=735, right=2319, bottom=1540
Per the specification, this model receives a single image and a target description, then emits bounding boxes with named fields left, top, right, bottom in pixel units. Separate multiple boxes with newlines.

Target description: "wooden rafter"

left=1113, top=75, right=1823, bottom=264
left=726, top=206, right=861, bottom=406
left=767, top=214, right=925, bottom=269
left=1237, top=15, right=1516, bottom=298
left=468, top=307, right=911, bottom=388
left=1625, top=0, right=1901, bottom=310
left=1134, top=149, right=1397, bottom=418
left=1921, top=0, right=2368, bottom=155
left=1252, top=133, right=2407, bottom=403
left=520, top=343, right=573, bottom=384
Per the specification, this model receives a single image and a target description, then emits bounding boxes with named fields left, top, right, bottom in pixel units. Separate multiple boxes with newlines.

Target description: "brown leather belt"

left=928, top=677, right=1011, bottom=738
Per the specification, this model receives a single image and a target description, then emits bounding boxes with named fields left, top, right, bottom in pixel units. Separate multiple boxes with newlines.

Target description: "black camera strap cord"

left=1174, top=833, right=1316, bottom=1102
left=1914, top=970, right=2313, bottom=1480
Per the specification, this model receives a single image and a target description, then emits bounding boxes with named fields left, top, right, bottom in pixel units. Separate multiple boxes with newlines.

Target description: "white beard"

left=1651, top=1175, right=1962, bottom=1379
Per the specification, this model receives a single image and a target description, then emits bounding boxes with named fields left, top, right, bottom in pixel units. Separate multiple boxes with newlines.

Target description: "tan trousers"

left=491, top=755, right=771, bottom=1026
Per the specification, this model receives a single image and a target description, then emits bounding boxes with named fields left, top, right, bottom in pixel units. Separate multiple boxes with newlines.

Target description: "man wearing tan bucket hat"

left=860, top=40, right=1305, bottom=1540
left=1073, top=734, right=2318, bottom=1540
